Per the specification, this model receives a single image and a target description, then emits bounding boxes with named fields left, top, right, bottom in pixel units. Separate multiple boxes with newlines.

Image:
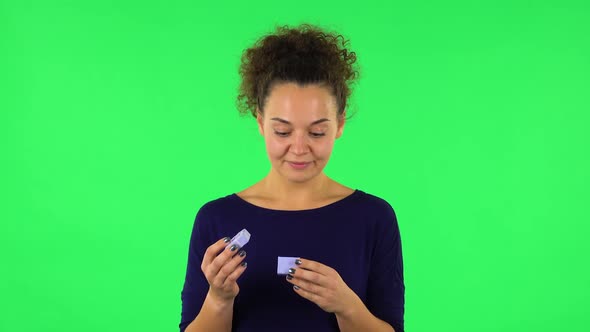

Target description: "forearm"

left=185, top=291, right=234, bottom=332
left=335, top=296, right=395, bottom=332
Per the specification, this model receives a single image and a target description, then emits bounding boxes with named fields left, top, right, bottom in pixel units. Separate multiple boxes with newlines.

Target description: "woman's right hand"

left=201, top=237, right=248, bottom=304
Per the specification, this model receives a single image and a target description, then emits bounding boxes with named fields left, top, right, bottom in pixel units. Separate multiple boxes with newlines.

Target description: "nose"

left=289, top=131, right=310, bottom=155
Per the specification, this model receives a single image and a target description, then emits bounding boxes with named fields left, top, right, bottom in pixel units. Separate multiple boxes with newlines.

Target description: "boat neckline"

left=230, top=189, right=361, bottom=213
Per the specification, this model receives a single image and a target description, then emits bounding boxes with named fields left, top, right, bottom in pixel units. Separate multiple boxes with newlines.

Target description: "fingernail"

left=288, top=268, right=296, bottom=274
left=286, top=274, right=293, bottom=280
left=295, top=259, right=302, bottom=265
left=241, top=261, right=247, bottom=267
left=293, top=285, right=300, bottom=290
left=238, top=250, right=246, bottom=257
left=223, top=237, right=231, bottom=243
left=230, top=244, right=237, bottom=251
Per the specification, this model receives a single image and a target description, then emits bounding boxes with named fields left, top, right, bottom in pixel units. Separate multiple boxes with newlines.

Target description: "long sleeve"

left=366, top=202, right=405, bottom=332
left=177, top=189, right=403, bottom=332
left=179, top=204, right=215, bottom=332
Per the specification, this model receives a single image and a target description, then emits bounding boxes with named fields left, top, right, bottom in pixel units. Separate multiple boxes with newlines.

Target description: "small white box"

left=226, top=229, right=251, bottom=250
left=277, top=256, right=300, bottom=275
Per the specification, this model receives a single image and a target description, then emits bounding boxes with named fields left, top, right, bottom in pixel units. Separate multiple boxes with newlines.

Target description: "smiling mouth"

left=287, top=161, right=311, bottom=169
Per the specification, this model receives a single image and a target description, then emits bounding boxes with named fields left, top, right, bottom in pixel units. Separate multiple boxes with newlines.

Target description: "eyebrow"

left=270, top=117, right=330, bottom=125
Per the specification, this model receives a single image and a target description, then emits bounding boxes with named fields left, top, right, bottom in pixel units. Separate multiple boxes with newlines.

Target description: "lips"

left=287, top=161, right=311, bottom=169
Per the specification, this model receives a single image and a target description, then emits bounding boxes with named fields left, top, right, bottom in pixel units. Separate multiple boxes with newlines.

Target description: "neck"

left=261, top=168, right=330, bottom=202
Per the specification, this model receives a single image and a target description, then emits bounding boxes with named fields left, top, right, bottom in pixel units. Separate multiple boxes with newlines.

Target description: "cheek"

left=264, top=136, right=335, bottom=159
left=316, top=141, right=335, bottom=156
left=265, top=137, right=286, bottom=156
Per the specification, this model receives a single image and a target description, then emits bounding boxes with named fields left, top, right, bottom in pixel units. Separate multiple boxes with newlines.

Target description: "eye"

left=274, top=131, right=289, bottom=137
left=273, top=131, right=325, bottom=138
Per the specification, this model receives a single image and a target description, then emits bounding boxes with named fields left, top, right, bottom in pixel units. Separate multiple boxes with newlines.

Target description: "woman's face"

left=256, top=82, right=345, bottom=184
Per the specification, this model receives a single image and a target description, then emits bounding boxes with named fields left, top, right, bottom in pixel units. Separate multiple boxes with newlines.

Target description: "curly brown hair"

left=236, top=23, right=360, bottom=122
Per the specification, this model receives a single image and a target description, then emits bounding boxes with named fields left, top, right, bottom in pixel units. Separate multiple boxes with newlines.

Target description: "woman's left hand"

left=286, top=258, right=361, bottom=315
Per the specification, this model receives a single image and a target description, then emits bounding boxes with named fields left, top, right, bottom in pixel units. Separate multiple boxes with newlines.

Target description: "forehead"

left=264, top=82, right=337, bottom=121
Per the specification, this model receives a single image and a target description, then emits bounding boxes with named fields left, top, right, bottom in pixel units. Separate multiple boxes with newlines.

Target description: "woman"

left=179, top=23, right=405, bottom=332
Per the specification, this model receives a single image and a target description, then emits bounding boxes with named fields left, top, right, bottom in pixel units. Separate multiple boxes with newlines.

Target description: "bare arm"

left=285, top=259, right=397, bottom=332
left=335, top=295, right=395, bottom=332
left=185, top=237, right=247, bottom=332
left=185, top=291, right=234, bottom=332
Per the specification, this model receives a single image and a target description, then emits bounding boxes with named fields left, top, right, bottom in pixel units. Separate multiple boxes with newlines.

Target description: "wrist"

left=336, top=292, right=365, bottom=320
left=205, top=290, right=234, bottom=313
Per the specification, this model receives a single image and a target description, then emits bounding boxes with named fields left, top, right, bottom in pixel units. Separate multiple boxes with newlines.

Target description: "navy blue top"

left=179, top=189, right=405, bottom=332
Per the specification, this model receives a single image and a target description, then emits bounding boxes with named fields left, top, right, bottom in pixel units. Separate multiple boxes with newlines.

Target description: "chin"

left=287, top=170, right=322, bottom=181
left=288, top=176, right=317, bottom=184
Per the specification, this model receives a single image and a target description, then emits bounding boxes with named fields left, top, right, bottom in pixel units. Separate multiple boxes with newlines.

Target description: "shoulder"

left=352, top=190, right=400, bottom=238
left=192, top=194, right=237, bottom=227
left=197, top=194, right=235, bottom=213
left=355, top=190, right=397, bottom=220
left=355, top=192, right=402, bottom=254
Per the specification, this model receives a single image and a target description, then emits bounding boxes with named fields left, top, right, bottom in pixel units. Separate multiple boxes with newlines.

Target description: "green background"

left=1, top=0, right=589, bottom=331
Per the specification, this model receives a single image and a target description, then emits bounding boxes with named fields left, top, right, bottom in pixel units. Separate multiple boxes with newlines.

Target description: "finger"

left=286, top=274, right=322, bottom=295
left=287, top=266, right=328, bottom=287
left=292, top=283, right=320, bottom=304
left=209, top=244, right=243, bottom=286
left=223, top=260, right=248, bottom=287
left=207, top=242, right=240, bottom=279
left=295, top=258, right=333, bottom=276
left=211, top=241, right=241, bottom=269
left=217, top=249, right=247, bottom=286
left=202, top=237, right=231, bottom=269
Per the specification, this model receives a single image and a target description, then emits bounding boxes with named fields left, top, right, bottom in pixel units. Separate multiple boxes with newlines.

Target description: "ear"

left=256, top=108, right=264, bottom=136
left=335, top=110, right=346, bottom=139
